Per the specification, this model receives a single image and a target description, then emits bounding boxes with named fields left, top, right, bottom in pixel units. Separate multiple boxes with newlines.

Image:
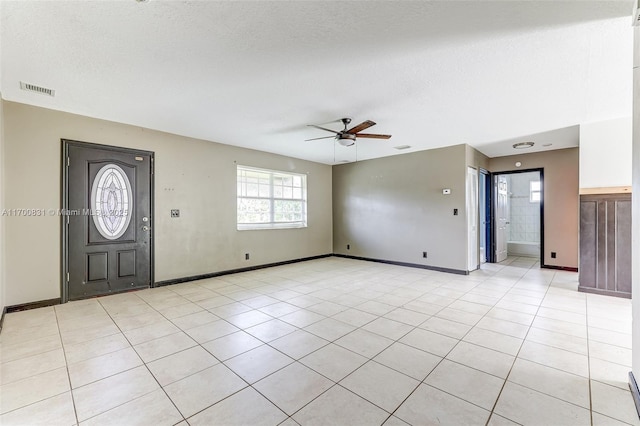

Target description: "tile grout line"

left=585, top=294, right=593, bottom=426
left=482, top=261, right=554, bottom=426
left=157, top=279, right=300, bottom=424
left=380, top=258, right=531, bottom=425
left=54, top=305, right=81, bottom=426
left=94, top=293, right=188, bottom=425
left=214, top=266, right=447, bottom=424
left=302, top=258, right=525, bottom=424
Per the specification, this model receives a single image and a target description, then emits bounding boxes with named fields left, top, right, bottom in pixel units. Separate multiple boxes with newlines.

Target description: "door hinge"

left=67, top=157, right=70, bottom=167
left=67, top=272, right=70, bottom=282
left=151, top=158, right=154, bottom=175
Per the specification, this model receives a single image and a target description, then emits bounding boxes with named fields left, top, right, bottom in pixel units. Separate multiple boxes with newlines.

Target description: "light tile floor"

left=0, top=256, right=637, bottom=425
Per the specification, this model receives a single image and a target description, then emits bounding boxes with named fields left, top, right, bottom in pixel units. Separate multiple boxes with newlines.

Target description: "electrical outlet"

left=423, top=251, right=427, bottom=258
left=245, top=253, right=250, bottom=260
left=551, top=252, right=557, bottom=259
left=347, top=244, right=350, bottom=250
left=170, top=209, right=180, bottom=218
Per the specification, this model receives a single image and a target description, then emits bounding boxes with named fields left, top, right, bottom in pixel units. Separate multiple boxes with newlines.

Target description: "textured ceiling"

left=0, top=1, right=634, bottom=164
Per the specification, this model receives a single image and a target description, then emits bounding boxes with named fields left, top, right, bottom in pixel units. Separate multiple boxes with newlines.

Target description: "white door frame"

left=467, top=166, right=479, bottom=271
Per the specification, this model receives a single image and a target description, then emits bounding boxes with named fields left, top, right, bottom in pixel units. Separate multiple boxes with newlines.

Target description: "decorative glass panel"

left=91, top=164, right=133, bottom=240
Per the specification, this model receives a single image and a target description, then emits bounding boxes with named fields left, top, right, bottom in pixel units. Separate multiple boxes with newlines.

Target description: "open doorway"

left=493, top=169, right=544, bottom=263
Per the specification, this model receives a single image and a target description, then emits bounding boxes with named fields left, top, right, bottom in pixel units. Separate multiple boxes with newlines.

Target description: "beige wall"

left=333, top=144, right=468, bottom=272
left=489, top=148, right=579, bottom=269
left=3, top=101, right=333, bottom=306
left=0, top=95, right=5, bottom=314
left=466, top=144, right=490, bottom=171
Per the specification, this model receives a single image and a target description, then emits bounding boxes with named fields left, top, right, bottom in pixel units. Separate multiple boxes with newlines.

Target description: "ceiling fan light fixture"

left=337, top=134, right=356, bottom=146
left=513, top=142, right=534, bottom=149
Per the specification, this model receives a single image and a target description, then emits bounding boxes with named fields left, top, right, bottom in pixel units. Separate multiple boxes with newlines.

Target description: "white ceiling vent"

left=394, top=145, right=411, bottom=150
left=20, top=81, right=55, bottom=97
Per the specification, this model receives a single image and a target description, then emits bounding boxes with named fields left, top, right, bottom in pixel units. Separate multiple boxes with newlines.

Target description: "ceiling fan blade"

left=307, top=124, right=340, bottom=134
left=346, top=120, right=376, bottom=134
left=305, top=135, right=337, bottom=141
left=356, top=133, right=392, bottom=139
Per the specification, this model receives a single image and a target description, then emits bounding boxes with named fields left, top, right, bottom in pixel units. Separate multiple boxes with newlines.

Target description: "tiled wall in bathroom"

left=508, top=173, right=541, bottom=243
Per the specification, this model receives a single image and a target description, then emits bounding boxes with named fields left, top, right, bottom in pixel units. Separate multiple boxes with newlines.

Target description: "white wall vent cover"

left=20, top=81, right=55, bottom=97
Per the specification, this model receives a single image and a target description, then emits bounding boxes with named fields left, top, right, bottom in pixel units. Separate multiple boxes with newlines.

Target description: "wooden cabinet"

left=579, top=194, right=631, bottom=298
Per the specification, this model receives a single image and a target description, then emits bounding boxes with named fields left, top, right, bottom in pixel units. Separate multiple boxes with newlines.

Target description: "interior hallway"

left=0, top=257, right=635, bottom=425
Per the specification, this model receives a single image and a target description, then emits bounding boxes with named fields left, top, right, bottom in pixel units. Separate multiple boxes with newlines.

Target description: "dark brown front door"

left=63, top=140, right=153, bottom=301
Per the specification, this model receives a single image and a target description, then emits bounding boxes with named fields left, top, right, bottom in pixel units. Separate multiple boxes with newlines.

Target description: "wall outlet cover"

left=171, top=209, right=180, bottom=218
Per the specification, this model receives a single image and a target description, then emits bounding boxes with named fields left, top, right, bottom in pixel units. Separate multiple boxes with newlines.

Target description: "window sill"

left=237, top=223, right=307, bottom=231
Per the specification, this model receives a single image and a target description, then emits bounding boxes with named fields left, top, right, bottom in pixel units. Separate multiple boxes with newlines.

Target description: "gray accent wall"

left=3, top=101, right=333, bottom=306
left=332, top=144, right=470, bottom=272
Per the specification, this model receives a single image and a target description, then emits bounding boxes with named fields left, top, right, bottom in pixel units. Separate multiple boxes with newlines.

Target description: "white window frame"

left=530, top=181, right=541, bottom=203
left=237, top=165, right=307, bottom=230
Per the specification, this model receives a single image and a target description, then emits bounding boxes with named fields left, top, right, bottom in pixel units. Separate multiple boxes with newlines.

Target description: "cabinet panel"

left=579, top=200, right=597, bottom=288
left=579, top=194, right=632, bottom=298
left=615, top=200, right=632, bottom=294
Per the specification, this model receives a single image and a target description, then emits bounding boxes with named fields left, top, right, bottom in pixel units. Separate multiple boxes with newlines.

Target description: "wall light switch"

left=442, top=189, right=451, bottom=195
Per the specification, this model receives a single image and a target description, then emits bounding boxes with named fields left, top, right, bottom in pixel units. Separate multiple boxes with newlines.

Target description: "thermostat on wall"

left=442, top=189, right=451, bottom=195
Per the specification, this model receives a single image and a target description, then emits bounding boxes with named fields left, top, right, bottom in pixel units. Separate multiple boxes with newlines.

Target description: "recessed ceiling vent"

left=394, top=145, right=411, bottom=150
left=20, top=81, right=55, bottom=97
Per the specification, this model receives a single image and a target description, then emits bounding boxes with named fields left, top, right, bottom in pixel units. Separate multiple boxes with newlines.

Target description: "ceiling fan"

left=306, top=118, right=392, bottom=146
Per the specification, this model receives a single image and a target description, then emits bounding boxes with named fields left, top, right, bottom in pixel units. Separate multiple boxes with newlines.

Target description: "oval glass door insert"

left=91, top=164, right=133, bottom=240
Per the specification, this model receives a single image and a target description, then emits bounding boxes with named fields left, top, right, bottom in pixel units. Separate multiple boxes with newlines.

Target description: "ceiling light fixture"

left=337, top=134, right=356, bottom=147
left=513, top=142, right=534, bottom=149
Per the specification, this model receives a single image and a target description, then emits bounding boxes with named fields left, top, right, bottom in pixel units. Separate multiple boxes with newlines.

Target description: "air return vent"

left=20, top=81, right=55, bottom=97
